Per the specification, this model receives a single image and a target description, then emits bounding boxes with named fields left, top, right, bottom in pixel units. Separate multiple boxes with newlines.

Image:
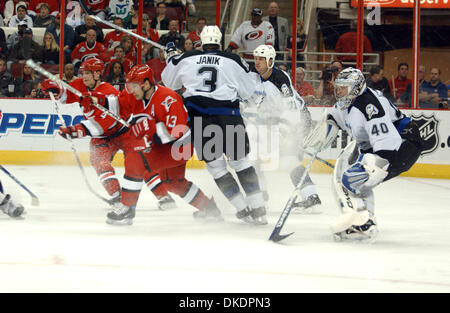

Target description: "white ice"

left=1, top=165, right=450, bottom=293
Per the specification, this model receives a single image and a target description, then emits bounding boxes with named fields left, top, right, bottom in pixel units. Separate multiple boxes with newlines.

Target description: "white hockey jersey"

left=328, top=88, right=405, bottom=153
left=245, top=68, right=311, bottom=160
left=107, top=0, right=132, bottom=19
left=162, top=49, right=256, bottom=114
left=229, top=21, right=275, bottom=53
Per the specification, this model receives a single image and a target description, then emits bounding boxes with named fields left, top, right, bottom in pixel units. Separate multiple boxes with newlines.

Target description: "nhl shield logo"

left=410, top=114, right=439, bottom=155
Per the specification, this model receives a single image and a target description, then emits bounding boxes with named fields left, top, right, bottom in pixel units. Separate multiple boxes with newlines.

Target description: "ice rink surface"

left=1, top=165, right=450, bottom=293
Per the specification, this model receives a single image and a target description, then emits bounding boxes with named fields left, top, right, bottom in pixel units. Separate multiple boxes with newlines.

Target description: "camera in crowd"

left=34, top=88, right=47, bottom=99
left=321, top=65, right=340, bottom=82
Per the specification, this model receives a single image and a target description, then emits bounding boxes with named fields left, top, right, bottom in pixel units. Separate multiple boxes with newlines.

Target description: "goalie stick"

left=0, top=165, right=39, bottom=206
left=303, top=150, right=335, bottom=169
left=26, top=60, right=130, bottom=128
left=49, top=92, right=113, bottom=205
left=268, top=150, right=318, bottom=243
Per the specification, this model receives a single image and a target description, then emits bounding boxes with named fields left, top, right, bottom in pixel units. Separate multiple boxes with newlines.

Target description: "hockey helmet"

left=79, top=58, right=105, bottom=74
left=334, top=67, right=366, bottom=110
left=253, top=45, right=276, bottom=69
left=200, top=25, right=222, bottom=47
left=125, top=64, right=155, bottom=93
left=41, top=79, right=62, bottom=98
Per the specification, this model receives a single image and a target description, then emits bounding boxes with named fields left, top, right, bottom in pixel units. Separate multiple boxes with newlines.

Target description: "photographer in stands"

left=315, top=63, right=340, bottom=106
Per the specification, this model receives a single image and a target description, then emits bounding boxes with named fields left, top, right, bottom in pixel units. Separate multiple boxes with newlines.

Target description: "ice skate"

left=333, top=218, right=378, bottom=242
left=108, top=194, right=121, bottom=206
left=157, top=194, right=177, bottom=210
left=236, top=207, right=254, bottom=224
left=236, top=206, right=267, bottom=225
left=292, top=194, right=322, bottom=214
left=0, top=194, right=25, bottom=218
left=250, top=206, right=268, bottom=225
left=106, top=203, right=135, bottom=225
left=193, top=198, right=223, bottom=221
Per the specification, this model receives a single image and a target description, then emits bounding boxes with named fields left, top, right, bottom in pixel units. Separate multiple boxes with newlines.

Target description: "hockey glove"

left=41, top=79, right=63, bottom=98
left=80, top=91, right=107, bottom=108
left=58, top=124, right=87, bottom=139
left=164, top=42, right=180, bottom=62
left=131, top=118, right=156, bottom=139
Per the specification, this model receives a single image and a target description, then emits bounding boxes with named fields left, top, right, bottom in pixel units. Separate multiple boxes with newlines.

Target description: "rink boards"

left=1, top=98, right=450, bottom=178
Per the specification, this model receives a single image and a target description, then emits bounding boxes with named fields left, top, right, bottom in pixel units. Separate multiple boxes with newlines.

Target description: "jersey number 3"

left=196, top=67, right=217, bottom=93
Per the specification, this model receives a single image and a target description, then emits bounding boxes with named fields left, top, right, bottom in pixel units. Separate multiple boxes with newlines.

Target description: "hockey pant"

left=121, top=142, right=210, bottom=211
left=90, top=138, right=169, bottom=199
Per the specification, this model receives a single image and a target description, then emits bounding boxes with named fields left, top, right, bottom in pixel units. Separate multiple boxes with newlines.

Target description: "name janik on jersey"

left=196, top=56, right=220, bottom=65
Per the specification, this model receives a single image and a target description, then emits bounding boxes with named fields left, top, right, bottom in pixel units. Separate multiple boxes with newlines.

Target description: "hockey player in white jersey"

left=247, top=44, right=321, bottom=212
left=304, top=68, right=424, bottom=240
left=162, top=26, right=268, bottom=225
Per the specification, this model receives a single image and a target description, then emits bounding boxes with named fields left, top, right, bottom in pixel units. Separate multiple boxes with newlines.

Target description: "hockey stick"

left=50, top=92, right=112, bottom=205
left=26, top=60, right=130, bottom=128
left=89, top=15, right=167, bottom=50
left=303, top=150, right=335, bottom=169
left=268, top=150, right=318, bottom=243
left=78, top=0, right=180, bottom=52
left=0, top=165, right=39, bottom=206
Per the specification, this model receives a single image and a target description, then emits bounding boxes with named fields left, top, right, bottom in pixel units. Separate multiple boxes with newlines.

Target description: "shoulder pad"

left=351, top=89, right=385, bottom=121
left=267, top=69, right=293, bottom=96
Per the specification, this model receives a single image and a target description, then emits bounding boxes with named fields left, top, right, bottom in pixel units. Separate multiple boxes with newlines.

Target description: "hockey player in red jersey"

left=105, top=64, right=222, bottom=224
left=42, top=58, right=175, bottom=209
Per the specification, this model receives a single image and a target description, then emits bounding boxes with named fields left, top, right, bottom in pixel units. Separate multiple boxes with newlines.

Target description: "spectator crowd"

left=0, top=0, right=198, bottom=97
left=0, top=1, right=448, bottom=108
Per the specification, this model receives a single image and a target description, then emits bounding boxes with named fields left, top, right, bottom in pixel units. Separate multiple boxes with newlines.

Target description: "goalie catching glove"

left=304, top=110, right=339, bottom=152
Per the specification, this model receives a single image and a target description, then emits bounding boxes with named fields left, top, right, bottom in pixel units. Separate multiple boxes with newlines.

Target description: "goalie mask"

left=334, top=68, right=366, bottom=110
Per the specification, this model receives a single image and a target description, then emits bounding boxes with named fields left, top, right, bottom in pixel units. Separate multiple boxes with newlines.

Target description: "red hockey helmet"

left=125, top=64, right=156, bottom=93
left=79, top=58, right=105, bottom=74
left=126, top=64, right=155, bottom=85
left=41, top=79, right=63, bottom=98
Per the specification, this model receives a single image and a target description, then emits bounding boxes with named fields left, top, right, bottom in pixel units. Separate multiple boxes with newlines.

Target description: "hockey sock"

left=168, top=180, right=209, bottom=211
left=215, top=172, right=247, bottom=211
left=236, top=167, right=264, bottom=209
left=121, top=176, right=143, bottom=207
left=144, top=173, right=168, bottom=200
left=290, top=165, right=314, bottom=187
left=99, top=170, right=120, bottom=196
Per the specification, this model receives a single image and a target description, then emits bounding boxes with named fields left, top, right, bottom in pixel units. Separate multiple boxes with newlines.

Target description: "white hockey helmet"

left=334, top=67, right=366, bottom=110
left=253, top=44, right=276, bottom=69
left=200, top=25, right=222, bottom=47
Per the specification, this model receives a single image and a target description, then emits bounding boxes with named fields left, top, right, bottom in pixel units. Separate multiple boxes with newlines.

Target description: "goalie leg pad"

left=342, top=153, right=388, bottom=195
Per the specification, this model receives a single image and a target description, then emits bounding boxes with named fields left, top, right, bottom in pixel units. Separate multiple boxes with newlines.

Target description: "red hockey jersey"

left=28, top=0, right=59, bottom=15
left=71, top=41, right=107, bottom=64
left=119, top=85, right=190, bottom=145
left=83, top=0, right=108, bottom=14
left=64, top=78, right=122, bottom=137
